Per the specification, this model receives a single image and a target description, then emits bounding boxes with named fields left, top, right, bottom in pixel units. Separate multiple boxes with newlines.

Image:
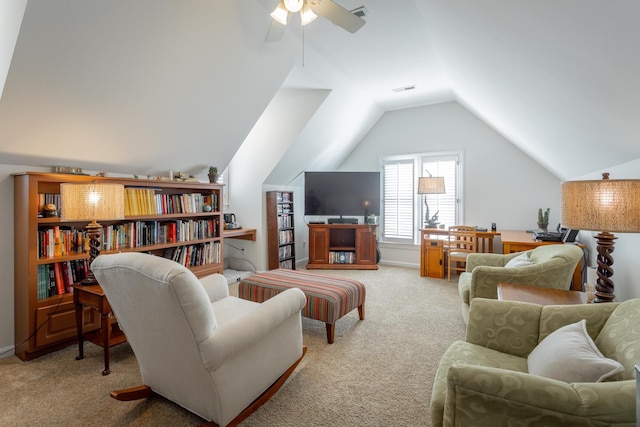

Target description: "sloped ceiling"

left=417, top=0, right=640, bottom=180
left=1, top=1, right=639, bottom=182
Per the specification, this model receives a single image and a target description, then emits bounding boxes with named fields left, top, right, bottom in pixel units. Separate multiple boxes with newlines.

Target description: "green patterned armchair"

left=458, top=244, right=584, bottom=323
left=430, top=297, right=640, bottom=426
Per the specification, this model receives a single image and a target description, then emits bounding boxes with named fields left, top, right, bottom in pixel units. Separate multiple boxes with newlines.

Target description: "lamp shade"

left=60, top=182, right=125, bottom=221
left=561, top=178, right=640, bottom=233
left=417, top=176, right=446, bottom=194
left=270, top=1, right=289, bottom=25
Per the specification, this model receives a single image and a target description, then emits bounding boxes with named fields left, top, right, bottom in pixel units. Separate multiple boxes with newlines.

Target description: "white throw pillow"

left=505, top=252, right=534, bottom=268
left=527, top=319, right=624, bottom=383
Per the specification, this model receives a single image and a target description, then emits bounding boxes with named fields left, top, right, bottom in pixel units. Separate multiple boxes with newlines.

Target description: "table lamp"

left=60, top=182, right=125, bottom=285
left=561, top=173, right=640, bottom=302
left=417, top=175, right=446, bottom=228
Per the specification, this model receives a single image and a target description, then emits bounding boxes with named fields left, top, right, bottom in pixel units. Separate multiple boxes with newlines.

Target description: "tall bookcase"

left=13, top=172, right=224, bottom=360
left=266, top=191, right=296, bottom=270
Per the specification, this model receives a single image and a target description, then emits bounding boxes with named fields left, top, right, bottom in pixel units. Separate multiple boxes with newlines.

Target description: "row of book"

left=276, top=204, right=292, bottom=215
left=162, top=241, right=221, bottom=267
left=278, top=259, right=294, bottom=269
left=37, top=260, right=89, bottom=299
left=38, top=226, right=86, bottom=258
left=38, top=219, right=220, bottom=259
left=125, top=188, right=219, bottom=216
left=279, top=244, right=294, bottom=260
left=101, top=219, right=220, bottom=251
left=275, top=192, right=292, bottom=203
left=37, top=189, right=220, bottom=219
left=278, top=229, right=294, bottom=245
left=328, top=251, right=356, bottom=264
left=277, top=215, right=293, bottom=229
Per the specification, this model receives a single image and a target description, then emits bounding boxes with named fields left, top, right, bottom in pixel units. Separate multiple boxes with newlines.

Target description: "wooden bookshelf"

left=13, top=172, right=224, bottom=360
left=266, top=191, right=296, bottom=270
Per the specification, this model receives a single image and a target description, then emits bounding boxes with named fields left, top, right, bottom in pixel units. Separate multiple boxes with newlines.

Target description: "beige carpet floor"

left=0, top=265, right=465, bottom=426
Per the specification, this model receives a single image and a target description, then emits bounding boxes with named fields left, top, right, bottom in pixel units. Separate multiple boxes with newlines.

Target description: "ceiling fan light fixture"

left=300, top=3, right=317, bottom=26
left=271, top=1, right=289, bottom=25
left=284, top=0, right=304, bottom=13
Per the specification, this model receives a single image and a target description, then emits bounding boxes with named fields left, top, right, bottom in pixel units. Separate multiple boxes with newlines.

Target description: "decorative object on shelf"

left=52, top=166, right=84, bottom=175
left=42, top=203, right=59, bottom=218
left=417, top=174, right=446, bottom=228
left=537, top=207, right=550, bottom=232
left=60, top=182, right=125, bottom=285
left=208, top=166, right=218, bottom=183
left=561, top=172, right=640, bottom=303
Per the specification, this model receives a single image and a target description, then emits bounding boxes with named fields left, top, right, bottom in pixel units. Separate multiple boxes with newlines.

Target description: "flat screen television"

left=304, top=171, right=380, bottom=218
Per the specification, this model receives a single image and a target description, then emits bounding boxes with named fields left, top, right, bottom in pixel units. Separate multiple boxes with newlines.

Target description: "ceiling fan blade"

left=265, top=18, right=286, bottom=42
left=308, top=0, right=366, bottom=33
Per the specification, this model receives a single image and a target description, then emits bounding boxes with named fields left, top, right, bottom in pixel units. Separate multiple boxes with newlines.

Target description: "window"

left=382, top=151, right=462, bottom=244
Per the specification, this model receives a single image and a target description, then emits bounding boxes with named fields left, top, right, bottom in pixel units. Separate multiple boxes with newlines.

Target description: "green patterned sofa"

left=458, top=244, right=584, bottom=323
left=431, top=297, right=640, bottom=426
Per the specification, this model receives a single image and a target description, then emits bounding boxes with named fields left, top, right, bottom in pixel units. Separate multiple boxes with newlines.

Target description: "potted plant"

left=208, top=166, right=218, bottom=183
left=537, top=207, right=549, bottom=232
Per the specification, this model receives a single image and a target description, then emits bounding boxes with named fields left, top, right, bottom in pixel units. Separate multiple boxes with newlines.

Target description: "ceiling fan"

left=265, top=0, right=366, bottom=42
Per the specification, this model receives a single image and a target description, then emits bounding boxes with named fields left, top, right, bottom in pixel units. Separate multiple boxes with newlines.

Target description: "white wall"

left=339, top=101, right=562, bottom=268
left=227, top=88, right=329, bottom=271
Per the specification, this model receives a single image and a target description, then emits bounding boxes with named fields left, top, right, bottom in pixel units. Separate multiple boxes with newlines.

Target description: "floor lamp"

left=417, top=175, right=446, bottom=228
left=60, top=182, right=125, bottom=285
left=561, top=173, right=640, bottom=302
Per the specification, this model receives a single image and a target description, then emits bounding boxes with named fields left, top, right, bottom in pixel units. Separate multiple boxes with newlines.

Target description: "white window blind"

left=382, top=152, right=461, bottom=244
left=383, top=160, right=415, bottom=240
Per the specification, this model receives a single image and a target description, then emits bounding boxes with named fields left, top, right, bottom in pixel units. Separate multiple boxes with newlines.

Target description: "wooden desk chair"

left=447, top=226, right=477, bottom=282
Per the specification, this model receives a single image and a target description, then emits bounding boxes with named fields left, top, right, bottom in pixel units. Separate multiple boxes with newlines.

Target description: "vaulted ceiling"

left=1, top=0, right=639, bottom=182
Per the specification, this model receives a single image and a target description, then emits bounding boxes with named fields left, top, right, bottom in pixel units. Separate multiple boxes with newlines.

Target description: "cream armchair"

left=91, top=252, right=307, bottom=427
left=458, top=244, right=583, bottom=322
left=431, top=297, right=640, bottom=426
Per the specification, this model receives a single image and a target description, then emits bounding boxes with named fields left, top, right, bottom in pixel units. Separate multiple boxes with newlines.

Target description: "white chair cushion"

left=505, top=252, right=534, bottom=268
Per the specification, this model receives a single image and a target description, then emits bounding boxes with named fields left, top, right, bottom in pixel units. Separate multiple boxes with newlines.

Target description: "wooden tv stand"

left=307, top=224, right=378, bottom=270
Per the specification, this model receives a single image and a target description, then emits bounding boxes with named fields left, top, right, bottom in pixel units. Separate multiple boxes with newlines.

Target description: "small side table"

left=73, top=284, right=127, bottom=375
left=497, top=282, right=588, bottom=305
left=420, top=231, right=445, bottom=278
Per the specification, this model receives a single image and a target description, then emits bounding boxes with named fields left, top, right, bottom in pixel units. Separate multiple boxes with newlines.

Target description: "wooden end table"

left=73, top=284, right=127, bottom=375
left=497, top=282, right=588, bottom=305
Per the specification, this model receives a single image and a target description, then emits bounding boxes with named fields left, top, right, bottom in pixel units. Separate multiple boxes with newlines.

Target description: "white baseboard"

left=378, top=260, right=419, bottom=269
left=0, top=344, right=15, bottom=359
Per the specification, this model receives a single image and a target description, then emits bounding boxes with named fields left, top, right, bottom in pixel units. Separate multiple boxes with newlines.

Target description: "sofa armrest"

left=444, top=365, right=635, bottom=426
left=199, top=273, right=229, bottom=302
left=466, top=298, right=542, bottom=357
left=200, top=288, right=306, bottom=370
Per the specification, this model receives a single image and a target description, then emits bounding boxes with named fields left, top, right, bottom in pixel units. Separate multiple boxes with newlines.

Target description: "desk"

left=497, top=283, right=588, bottom=305
left=500, top=230, right=584, bottom=291
left=419, top=228, right=501, bottom=278
left=223, top=227, right=256, bottom=241
left=421, top=228, right=501, bottom=253
left=74, top=284, right=126, bottom=375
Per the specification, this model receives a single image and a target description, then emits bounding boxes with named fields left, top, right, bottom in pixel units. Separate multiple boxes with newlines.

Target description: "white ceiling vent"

left=350, top=6, right=368, bottom=18
left=392, top=85, right=416, bottom=93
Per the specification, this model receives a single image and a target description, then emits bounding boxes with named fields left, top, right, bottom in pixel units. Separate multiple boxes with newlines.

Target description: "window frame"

left=381, top=150, right=463, bottom=245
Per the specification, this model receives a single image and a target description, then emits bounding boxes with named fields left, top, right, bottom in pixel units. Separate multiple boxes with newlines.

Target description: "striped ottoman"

left=238, top=269, right=366, bottom=344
